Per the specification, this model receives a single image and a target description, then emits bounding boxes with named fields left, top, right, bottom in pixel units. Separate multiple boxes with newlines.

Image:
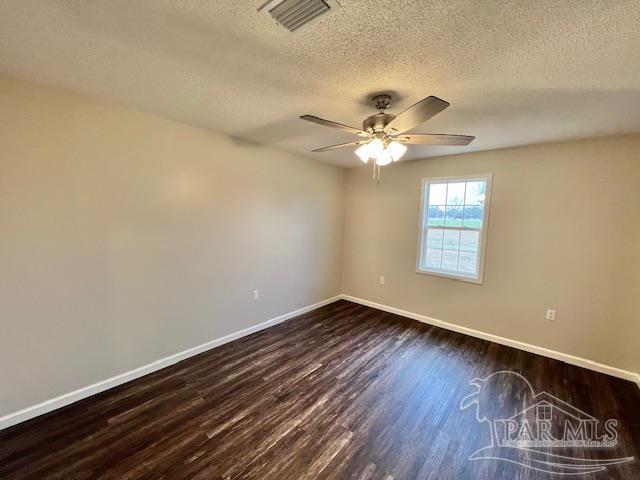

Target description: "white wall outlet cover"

left=379, top=276, right=385, bottom=285
left=545, top=309, right=557, bottom=321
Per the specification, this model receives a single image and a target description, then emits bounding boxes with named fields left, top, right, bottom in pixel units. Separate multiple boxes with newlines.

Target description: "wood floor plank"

left=1, top=300, right=638, bottom=479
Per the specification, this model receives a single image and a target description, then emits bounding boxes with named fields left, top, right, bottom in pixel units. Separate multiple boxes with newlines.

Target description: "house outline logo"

left=460, top=371, right=635, bottom=475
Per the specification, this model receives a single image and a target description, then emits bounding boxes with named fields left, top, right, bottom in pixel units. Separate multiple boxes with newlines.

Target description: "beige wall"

left=342, top=134, right=640, bottom=373
left=0, top=75, right=345, bottom=416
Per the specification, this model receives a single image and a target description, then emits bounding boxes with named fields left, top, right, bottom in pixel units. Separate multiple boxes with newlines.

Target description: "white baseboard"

left=3, top=293, right=638, bottom=431
left=0, top=295, right=341, bottom=431
left=340, top=294, right=640, bottom=386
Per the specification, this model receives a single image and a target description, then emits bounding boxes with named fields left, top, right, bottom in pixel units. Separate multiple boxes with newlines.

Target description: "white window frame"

left=416, top=173, right=493, bottom=284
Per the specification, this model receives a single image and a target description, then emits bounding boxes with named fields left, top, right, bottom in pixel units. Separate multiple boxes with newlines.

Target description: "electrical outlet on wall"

left=252, top=290, right=260, bottom=301
left=545, top=309, right=557, bottom=321
left=379, top=276, right=385, bottom=285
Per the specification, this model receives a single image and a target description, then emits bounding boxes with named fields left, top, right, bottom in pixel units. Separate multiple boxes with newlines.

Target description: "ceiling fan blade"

left=300, top=115, right=369, bottom=137
left=312, top=140, right=368, bottom=152
left=398, top=134, right=475, bottom=145
left=384, top=96, right=450, bottom=134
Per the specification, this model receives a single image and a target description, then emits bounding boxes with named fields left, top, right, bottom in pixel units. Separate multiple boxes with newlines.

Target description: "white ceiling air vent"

left=259, top=0, right=341, bottom=32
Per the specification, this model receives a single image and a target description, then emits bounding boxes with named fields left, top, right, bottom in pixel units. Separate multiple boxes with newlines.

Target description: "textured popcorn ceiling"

left=1, top=0, right=639, bottom=167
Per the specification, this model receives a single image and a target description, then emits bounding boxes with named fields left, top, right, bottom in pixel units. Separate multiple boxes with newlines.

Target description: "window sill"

left=415, top=268, right=484, bottom=285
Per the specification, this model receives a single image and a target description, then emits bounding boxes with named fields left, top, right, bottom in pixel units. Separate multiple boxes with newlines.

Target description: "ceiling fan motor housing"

left=363, top=113, right=395, bottom=133
left=363, top=94, right=395, bottom=133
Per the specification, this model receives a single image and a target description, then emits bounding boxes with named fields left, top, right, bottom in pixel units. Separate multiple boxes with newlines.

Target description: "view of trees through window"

left=419, top=179, right=488, bottom=278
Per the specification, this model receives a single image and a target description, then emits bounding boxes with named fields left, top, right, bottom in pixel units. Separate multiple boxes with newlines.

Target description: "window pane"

left=464, top=181, right=486, bottom=206
left=427, top=206, right=445, bottom=227
left=459, top=251, right=478, bottom=274
left=443, top=229, right=460, bottom=249
left=445, top=206, right=463, bottom=227
left=426, top=228, right=444, bottom=248
left=463, top=205, right=483, bottom=228
left=426, top=248, right=442, bottom=268
left=428, top=183, right=447, bottom=205
left=460, top=230, right=480, bottom=252
left=446, top=182, right=465, bottom=205
left=442, top=250, right=459, bottom=271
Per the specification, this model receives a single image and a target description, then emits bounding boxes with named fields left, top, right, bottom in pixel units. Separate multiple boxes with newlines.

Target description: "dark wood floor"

left=1, top=300, right=639, bottom=479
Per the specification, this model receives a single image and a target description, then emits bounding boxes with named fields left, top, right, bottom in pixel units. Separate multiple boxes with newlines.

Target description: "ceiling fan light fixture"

left=355, top=143, right=371, bottom=163
left=355, top=138, right=385, bottom=164
left=355, top=138, right=404, bottom=165
left=375, top=151, right=393, bottom=166
left=387, top=141, right=407, bottom=161
left=367, top=138, right=385, bottom=157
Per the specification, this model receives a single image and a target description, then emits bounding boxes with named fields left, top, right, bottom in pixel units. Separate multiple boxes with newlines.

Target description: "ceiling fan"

left=300, top=94, right=474, bottom=180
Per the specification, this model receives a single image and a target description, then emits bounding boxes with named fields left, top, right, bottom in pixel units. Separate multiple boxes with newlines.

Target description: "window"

left=416, top=174, right=492, bottom=284
left=537, top=404, right=552, bottom=422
